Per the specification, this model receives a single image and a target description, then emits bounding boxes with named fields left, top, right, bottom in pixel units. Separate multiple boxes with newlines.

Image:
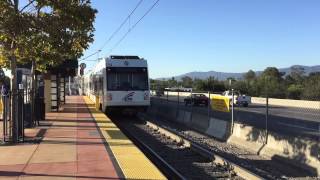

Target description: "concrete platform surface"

left=0, top=96, right=165, bottom=180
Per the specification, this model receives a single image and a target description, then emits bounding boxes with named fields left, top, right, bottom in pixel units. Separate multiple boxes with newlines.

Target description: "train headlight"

left=107, top=93, right=112, bottom=101
left=144, top=92, right=149, bottom=100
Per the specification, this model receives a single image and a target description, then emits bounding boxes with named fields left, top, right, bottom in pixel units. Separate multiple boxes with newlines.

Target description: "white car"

left=222, top=90, right=251, bottom=107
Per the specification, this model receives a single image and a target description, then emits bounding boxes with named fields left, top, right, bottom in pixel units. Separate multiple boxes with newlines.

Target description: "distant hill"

left=158, top=65, right=320, bottom=81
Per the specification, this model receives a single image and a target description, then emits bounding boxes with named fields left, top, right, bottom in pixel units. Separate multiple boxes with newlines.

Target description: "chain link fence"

left=150, top=90, right=320, bottom=140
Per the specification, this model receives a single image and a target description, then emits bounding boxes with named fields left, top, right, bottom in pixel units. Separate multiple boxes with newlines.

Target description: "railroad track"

left=115, top=119, right=186, bottom=180
left=144, top=121, right=263, bottom=180
left=112, top=115, right=262, bottom=180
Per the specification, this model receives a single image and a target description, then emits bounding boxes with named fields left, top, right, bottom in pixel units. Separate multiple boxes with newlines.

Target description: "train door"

left=102, top=69, right=107, bottom=111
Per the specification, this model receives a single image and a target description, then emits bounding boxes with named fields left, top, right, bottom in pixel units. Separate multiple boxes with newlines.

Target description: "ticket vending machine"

left=16, top=68, right=45, bottom=127
left=16, top=68, right=32, bottom=127
left=17, top=68, right=45, bottom=127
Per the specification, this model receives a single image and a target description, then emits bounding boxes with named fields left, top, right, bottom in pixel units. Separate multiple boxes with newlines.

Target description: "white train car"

left=85, top=55, right=150, bottom=113
left=82, top=71, right=92, bottom=97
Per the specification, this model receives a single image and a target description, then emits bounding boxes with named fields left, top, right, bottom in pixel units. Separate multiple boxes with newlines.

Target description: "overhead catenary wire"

left=82, top=0, right=160, bottom=73
left=79, top=50, right=101, bottom=62
left=82, top=59, right=101, bottom=62
left=108, top=0, right=160, bottom=54
left=99, top=0, right=144, bottom=50
left=79, top=0, right=144, bottom=62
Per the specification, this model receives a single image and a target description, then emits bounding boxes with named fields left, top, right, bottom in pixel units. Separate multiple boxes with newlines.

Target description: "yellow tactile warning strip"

left=83, top=96, right=167, bottom=180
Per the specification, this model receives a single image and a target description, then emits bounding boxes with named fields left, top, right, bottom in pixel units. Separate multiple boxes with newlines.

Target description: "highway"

left=151, top=97, right=320, bottom=139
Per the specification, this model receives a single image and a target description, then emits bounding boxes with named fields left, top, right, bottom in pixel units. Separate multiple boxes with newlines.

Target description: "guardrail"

left=152, top=90, right=320, bottom=109
left=150, top=90, right=320, bottom=140
left=148, top=91, right=320, bottom=176
left=0, top=89, right=42, bottom=143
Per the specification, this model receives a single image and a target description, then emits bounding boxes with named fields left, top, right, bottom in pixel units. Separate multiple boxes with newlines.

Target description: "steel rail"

left=141, top=116, right=264, bottom=180
left=114, top=119, right=187, bottom=180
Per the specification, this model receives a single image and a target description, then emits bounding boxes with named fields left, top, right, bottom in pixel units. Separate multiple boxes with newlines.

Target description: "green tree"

left=1, top=0, right=96, bottom=81
left=167, top=77, right=178, bottom=87
left=290, top=66, right=305, bottom=83
left=243, top=70, right=258, bottom=96
left=181, top=76, right=193, bottom=88
left=0, top=68, right=4, bottom=82
left=244, top=70, right=256, bottom=81
left=302, top=72, right=320, bottom=100
left=287, top=84, right=304, bottom=100
left=225, top=77, right=236, bottom=90
left=258, top=67, right=286, bottom=98
left=233, top=80, right=249, bottom=94
left=0, top=0, right=96, bottom=141
left=213, top=81, right=226, bottom=92
left=206, top=76, right=215, bottom=91
left=0, top=68, right=10, bottom=87
left=285, top=66, right=305, bottom=86
left=193, top=78, right=205, bottom=91
left=193, top=76, right=224, bottom=92
left=150, top=79, right=156, bottom=90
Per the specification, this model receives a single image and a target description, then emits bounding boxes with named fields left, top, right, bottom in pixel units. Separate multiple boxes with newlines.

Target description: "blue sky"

left=81, top=0, right=320, bottom=78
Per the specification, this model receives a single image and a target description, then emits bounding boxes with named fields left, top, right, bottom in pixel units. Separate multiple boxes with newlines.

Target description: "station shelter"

left=44, top=59, right=78, bottom=112
left=2, top=59, right=78, bottom=113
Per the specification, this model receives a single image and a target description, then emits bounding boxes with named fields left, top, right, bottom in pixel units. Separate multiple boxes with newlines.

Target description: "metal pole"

left=231, top=89, right=234, bottom=134
left=190, top=91, right=193, bottom=122
left=177, top=91, right=180, bottom=108
left=2, top=96, right=5, bottom=142
left=21, top=90, right=24, bottom=142
left=207, top=91, right=210, bottom=117
left=69, top=76, right=71, bottom=96
left=14, top=90, right=19, bottom=143
left=166, top=90, right=168, bottom=103
left=9, top=92, right=12, bottom=140
left=177, top=91, right=180, bottom=119
left=318, top=124, right=320, bottom=143
left=266, top=95, right=269, bottom=144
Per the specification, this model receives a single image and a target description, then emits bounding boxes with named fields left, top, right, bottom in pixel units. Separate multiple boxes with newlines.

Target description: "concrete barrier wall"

left=183, top=111, right=192, bottom=126
left=252, top=97, right=320, bottom=109
left=155, top=104, right=177, bottom=121
left=147, top=100, right=229, bottom=141
left=154, top=91, right=320, bottom=109
left=228, top=123, right=267, bottom=153
left=206, top=118, right=229, bottom=140
left=228, top=122, right=320, bottom=175
left=148, top=99, right=320, bottom=175
left=191, top=113, right=210, bottom=132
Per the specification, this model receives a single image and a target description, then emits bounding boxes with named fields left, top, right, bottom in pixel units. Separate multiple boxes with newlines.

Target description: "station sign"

left=79, top=63, right=86, bottom=76
left=80, top=63, right=86, bottom=69
left=210, top=95, right=230, bottom=112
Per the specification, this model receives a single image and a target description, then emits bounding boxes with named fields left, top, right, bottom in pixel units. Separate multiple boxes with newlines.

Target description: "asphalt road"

left=151, top=97, right=320, bottom=139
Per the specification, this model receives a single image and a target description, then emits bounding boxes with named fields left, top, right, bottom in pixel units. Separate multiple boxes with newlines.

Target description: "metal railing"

left=1, top=89, right=31, bottom=143
left=150, top=90, right=320, bottom=140
left=1, top=92, right=11, bottom=142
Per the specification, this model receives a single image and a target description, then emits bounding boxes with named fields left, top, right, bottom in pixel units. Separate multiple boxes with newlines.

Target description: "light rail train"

left=83, top=55, right=150, bottom=113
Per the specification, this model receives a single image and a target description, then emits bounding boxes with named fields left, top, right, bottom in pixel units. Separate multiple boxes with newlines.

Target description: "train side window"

left=107, top=72, right=117, bottom=90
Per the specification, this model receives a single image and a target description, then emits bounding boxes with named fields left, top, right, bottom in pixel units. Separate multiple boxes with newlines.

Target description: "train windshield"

left=107, top=67, right=149, bottom=91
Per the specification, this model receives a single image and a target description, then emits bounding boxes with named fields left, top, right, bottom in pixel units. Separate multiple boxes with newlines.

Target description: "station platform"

left=0, top=96, right=166, bottom=180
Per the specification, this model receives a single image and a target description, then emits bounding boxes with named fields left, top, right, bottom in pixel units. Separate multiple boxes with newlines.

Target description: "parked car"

left=222, top=90, right=251, bottom=107
left=184, top=93, right=209, bottom=106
